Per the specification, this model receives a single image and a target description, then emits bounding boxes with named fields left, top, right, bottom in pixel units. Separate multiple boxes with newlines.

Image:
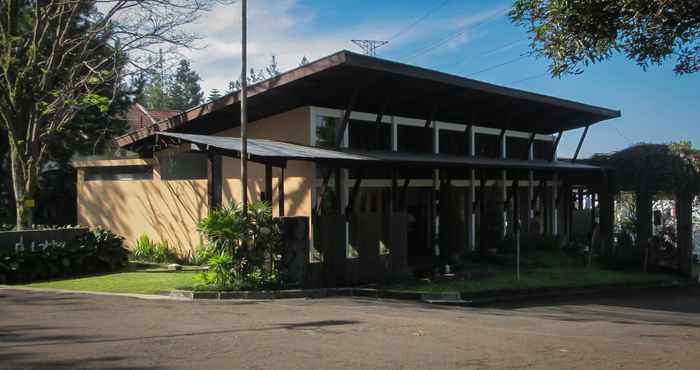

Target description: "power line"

left=465, top=54, right=528, bottom=77
left=505, top=72, right=548, bottom=86
left=388, top=0, right=452, bottom=42
left=400, top=11, right=506, bottom=61
left=433, top=38, right=527, bottom=70
left=352, top=40, right=389, bottom=56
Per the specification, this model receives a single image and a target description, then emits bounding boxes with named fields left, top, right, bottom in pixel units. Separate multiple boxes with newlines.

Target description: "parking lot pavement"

left=1, top=287, right=700, bottom=370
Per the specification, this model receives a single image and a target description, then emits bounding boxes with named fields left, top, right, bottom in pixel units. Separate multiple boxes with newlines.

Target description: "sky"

left=181, top=0, right=700, bottom=158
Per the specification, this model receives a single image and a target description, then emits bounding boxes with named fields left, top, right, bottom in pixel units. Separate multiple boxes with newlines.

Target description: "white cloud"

left=182, top=1, right=510, bottom=93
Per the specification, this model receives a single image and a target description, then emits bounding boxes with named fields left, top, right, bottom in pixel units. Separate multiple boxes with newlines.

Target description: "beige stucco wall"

left=217, top=106, right=314, bottom=220
left=76, top=159, right=208, bottom=258
left=75, top=107, right=313, bottom=257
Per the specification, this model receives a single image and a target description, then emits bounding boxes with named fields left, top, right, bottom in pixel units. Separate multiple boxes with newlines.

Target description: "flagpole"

left=240, top=0, right=249, bottom=214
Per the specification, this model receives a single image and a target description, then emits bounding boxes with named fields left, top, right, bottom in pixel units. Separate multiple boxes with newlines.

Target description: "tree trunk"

left=9, top=142, right=34, bottom=230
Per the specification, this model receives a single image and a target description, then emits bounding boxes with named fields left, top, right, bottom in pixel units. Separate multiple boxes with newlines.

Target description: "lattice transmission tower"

left=351, top=39, right=389, bottom=56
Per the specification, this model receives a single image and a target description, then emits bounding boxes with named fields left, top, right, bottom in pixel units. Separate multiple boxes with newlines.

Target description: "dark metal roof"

left=119, top=50, right=620, bottom=148
left=158, top=132, right=603, bottom=173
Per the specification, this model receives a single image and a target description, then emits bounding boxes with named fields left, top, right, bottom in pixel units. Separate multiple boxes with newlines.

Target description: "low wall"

left=0, top=228, right=89, bottom=253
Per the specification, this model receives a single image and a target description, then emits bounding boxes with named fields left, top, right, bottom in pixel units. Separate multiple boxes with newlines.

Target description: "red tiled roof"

left=122, top=103, right=180, bottom=132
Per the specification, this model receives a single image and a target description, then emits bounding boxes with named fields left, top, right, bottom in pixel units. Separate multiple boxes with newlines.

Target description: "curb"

left=0, top=285, right=190, bottom=301
left=171, top=280, right=692, bottom=306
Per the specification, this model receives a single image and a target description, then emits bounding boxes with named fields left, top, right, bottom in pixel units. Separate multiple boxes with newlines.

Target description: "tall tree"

left=208, top=89, right=222, bottom=102
left=168, top=59, right=204, bottom=110
left=0, top=0, right=223, bottom=229
left=510, top=1, right=700, bottom=76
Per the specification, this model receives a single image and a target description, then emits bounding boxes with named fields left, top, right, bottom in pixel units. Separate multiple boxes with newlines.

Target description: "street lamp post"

left=240, top=0, right=248, bottom=214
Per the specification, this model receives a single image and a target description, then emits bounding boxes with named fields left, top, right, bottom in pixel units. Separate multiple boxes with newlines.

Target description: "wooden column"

left=207, top=154, right=222, bottom=211
left=264, top=163, right=273, bottom=204
left=278, top=167, right=285, bottom=217
left=676, top=191, right=694, bottom=278
left=479, top=173, right=487, bottom=255
left=598, top=174, right=615, bottom=259
left=636, top=191, right=652, bottom=253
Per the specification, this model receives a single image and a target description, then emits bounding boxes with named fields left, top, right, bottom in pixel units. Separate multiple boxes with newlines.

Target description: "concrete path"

left=1, top=287, right=699, bottom=369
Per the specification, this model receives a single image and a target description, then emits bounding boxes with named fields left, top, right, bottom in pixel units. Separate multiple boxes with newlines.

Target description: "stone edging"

left=171, top=280, right=690, bottom=305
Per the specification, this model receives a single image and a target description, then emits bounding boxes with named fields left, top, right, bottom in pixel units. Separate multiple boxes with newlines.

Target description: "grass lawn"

left=389, top=267, right=679, bottom=293
left=20, top=271, right=199, bottom=294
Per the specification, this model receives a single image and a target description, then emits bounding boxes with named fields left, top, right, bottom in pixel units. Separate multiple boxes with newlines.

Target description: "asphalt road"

left=1, top=287, right=700, bottom=370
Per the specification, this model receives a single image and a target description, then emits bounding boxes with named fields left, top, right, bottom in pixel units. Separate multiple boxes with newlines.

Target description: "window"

left=85, top=166, right=153, bottom=181
left=397, top=125, right=432, bottom=154
left=475, top=133, right=499, bottom=157
left=159, top=152, right=207, bottom=180
left=507, top=136, right=529, bottom=159
left=533, top=140, right=554, bottom=160
left=348, top=119, right=391, bottom=151
left=315, top=116, right=338, bottom=148
left=439, top=130, right=467, bottom=155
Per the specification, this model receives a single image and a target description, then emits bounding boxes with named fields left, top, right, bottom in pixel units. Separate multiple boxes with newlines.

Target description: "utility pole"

left=240, top=0, right=249, bottom=214
left=351, top=39, right=388, bottom=56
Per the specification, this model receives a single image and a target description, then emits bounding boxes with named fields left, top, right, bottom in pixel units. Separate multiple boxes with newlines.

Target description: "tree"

left=299, top=56, right=309, bottom=66
left=141, top=54, right=172, bottom=110
left=510, top=1, right=700, bottom=76
left=208, top=89, right=222, bottom=102
left=0, top=0, right=224, bottom=229
left=168, top=59, right=204, bottom=110
left=226, top=55, right=284, bottom=93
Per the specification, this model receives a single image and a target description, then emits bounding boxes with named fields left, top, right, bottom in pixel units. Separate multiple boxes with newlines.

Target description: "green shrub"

left=196, top=201, right=281, bottom=290
left=0, top=227, right=128, bottom=283
left=152, top=240, right=177, bottom=263
left=132, top=234, right=155, bottom=260
left=131, top=235, right=177, bottom=263
left=190, top=244, right=216, bottom=266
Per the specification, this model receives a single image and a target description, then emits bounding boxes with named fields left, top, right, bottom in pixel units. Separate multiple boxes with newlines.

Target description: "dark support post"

left=636, top=190, right=652, bottom=258
left=571, top=125, right=590, bottom=162
left=676, top=191, right=694, bottom=278
left=479, top=173, right=487, bottom=255
left=391, top=169, right=398, bottom=212
left=513, top=179, right=520, bottom=280
left=550, top=130, right=563, bottom=161
left=314, top=168, right=332, bottom=215
left=334, top=168, right=342, bottom=213
left=524, top=132, right=536, bottom=160
left=265, top=163, right=273, bottom=204
left=345, top=172, right=364, bottom=220
left=568, top=188, right=574, bottom=243
left=401, top=178, right=411, bottom=211
left=278, top=167, right=285, bottom=217
left=335, top=88, right=359, bottom=146
left=598, top=172, right=615, bottom=259
left=206, top=154, right=222, bottom=211
left=464, top=124, right=473, bottom=156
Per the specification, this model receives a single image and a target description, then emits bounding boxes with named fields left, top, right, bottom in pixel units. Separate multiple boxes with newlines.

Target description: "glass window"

left=348, top=119, right=391, bottom=151
left=315, top=116, right=338, bottom=148
left=534, top=140, right=554, bottom=160
left=475, top=133, right=499, bottom=157
left=85, top=166, right=153, bottom=181
left=397, top=125, right=432, bottom=154
left=507, top=136, right=529, bottom=159
left=159, top=152, right=207, bottom=180
left=439, top=130, right=467, bottom=155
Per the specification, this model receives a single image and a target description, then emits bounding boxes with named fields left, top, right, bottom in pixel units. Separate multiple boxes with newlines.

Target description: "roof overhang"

left=156, top=132, right=606, bottom=174
left=119, top=50, right=620, bottom=150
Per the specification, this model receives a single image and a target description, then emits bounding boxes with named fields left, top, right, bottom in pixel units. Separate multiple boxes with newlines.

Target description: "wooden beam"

left=550, top=130, right=563, bottom=161
left=401, top=177, right=411, bottom=211
left=345, top=171, right=364, bottom=220
left=314, top=167, right=333, bottom=216
left=524, top=132, right=536, bottom=160
left=335, top=88, right=360, bottom=146
left=571, top=125, right=590, bottom=162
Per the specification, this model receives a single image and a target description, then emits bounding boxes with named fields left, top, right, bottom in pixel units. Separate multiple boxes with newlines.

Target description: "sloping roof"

left=119, top=50, right=620, bottom=149
left=121, top=103, right=180, bottom=132
left=158, top=132, right=603, bottom=173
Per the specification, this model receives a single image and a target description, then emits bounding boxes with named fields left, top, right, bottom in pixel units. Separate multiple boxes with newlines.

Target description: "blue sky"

left=185, top=0, right=700, bottom=158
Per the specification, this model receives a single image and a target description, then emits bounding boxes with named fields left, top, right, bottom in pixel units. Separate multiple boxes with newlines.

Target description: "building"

left=72, top=50, right=620, bottom=283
